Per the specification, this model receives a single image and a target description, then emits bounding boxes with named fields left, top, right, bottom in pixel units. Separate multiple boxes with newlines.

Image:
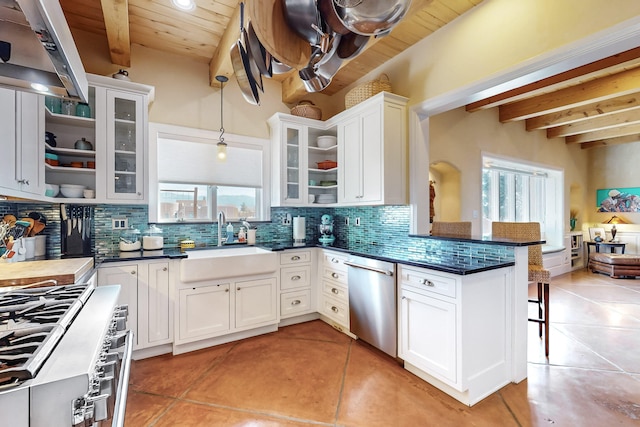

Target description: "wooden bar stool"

left=492, top=222, right=550, bottom=357
left=431, top=221, right=472, bottom=237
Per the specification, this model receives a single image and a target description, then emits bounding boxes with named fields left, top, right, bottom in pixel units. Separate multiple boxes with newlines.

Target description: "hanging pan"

left=231, top=2, right=261, bottom=105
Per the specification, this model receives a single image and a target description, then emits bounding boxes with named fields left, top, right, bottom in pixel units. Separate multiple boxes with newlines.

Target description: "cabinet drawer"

left=281, top=266, right=311, bottom=290
left=280, top=289, right=311, bottom=317
left=321, top=295, right=349, bottom=327
left=321, top=266, right=348, bottom=286
left=280, top=250, right=312, bottom=265
left=322, top=251, right=349, bottom=272
left=400, top=266, right=457, bottom=299
left=322, top=280, right=348, bottom=303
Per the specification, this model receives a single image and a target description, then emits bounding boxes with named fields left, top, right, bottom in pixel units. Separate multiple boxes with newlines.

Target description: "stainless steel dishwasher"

left=345, top=255, right=397, bottom=357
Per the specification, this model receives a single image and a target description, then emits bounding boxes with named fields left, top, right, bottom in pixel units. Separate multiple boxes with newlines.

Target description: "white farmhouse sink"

left=180, top=246, right=278, bottom=283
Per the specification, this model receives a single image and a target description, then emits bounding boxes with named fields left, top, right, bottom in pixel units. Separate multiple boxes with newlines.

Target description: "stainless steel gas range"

left=0, top=279, right=132, bottom=427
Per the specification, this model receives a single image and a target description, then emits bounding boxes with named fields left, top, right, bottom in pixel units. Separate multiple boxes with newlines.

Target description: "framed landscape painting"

left=596, top=187, right=640, bottom=212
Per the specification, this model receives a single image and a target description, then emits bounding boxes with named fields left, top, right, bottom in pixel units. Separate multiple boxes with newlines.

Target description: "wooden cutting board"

left=247, top=0, right=310, bottom=70
left=0, top=258, right=94, bottom=287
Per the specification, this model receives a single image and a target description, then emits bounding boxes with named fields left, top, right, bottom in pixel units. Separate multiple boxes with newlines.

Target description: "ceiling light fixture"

left=216, top=75, right=228, bottom=162
left=171, top=0, right=195, bottom=11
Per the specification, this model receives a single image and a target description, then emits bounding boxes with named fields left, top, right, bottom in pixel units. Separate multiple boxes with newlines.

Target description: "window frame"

left=148, top=123, right=271, bottom=224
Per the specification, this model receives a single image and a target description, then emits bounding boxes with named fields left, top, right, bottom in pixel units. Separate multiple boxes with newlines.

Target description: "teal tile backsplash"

left=1, top=202, right=513, bottom=264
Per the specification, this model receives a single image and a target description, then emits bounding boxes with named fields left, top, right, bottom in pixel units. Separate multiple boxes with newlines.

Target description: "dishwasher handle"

left=344, top=261, right=394, bottom=276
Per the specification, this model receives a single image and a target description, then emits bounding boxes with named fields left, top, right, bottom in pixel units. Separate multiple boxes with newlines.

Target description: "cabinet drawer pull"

left=331, top=306, right=339, bottom=313
left=291, top=300, right=301, bottom=305
left=331, top=258, right=339, bottom=263
left=291, top=275, right=301, bottom=281
left=419, top=278, right=434, bottom=287
left=17, top=179, right=30, bottom=185
left=331, top=288, right=339, bottom=294
left=331, top=272, right=339, bottom=279
left=291, top=255, right=301, bottom=261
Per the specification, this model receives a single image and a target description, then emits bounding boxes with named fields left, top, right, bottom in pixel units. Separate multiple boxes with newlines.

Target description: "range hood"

left=0, top=0, right=88, bottom=101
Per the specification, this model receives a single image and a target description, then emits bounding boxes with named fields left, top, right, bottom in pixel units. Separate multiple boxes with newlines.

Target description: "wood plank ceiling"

left=59, top=0, right=483, bottom=104
left=466, top=47, right=640, bottom=150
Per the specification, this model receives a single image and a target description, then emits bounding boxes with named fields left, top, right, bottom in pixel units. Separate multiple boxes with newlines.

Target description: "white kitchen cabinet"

left=338, top=92, right=407, bottom=205
left=279, top=250, right=315, bottom=319
left=268, top=114, right=339, bottom=207
left=179, top=284, right=230, bottom=340
left=143, top=261, right=173, bottom=346
left=398, top=264, right=513, bottom=406
left=318, top=250, right=350, bottom=332
left=98, top=263, right=139, bottom=348
left=98, top=260, right=172, bottom=353
left=235, top=277, right=277, bottom=328
left=43, top=74, right=153, bottom=204
left=0, top=88, right=45, bottom=197
left=175, top=271, right=278, bottom=348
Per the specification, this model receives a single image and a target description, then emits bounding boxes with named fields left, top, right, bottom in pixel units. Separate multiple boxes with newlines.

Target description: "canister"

left=142, top=225, right=164, bottom=250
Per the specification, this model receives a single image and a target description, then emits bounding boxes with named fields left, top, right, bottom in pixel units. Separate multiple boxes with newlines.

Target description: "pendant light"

left=216, top=75, right=228, bottom=162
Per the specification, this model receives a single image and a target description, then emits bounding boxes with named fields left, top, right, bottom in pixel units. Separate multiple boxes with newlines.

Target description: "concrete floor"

left=125, top=269, right=640, bottom=426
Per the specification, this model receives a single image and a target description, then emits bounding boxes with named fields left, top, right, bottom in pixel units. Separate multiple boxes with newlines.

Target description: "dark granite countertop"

left=409, top=233, right=545, bottom=246
left=100, top=238, right=517, bottom=275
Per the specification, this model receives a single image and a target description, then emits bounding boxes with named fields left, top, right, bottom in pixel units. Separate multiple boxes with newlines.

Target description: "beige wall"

left=429, top=107, right=589, bottom=230
left=587, top=143, right=640, bottom=227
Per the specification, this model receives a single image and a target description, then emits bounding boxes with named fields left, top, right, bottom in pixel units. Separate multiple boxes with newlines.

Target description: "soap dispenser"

left=226, top=222, right=234, bottom=243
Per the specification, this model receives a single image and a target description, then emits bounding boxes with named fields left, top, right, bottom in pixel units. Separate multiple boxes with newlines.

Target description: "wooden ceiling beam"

left=499, top=66, right=640, bottom=122
left=209, top=4, right=241, bottom=86
left=565, top=122, right=640, bottom=144
left=547, top=108, right=640, bottom=138
left=467, top=46, right=640, bottom=112
left=100, top=0, right=131, bottom=67
left=525, top=92, right=640, bottom=131
left=580, top=133, right=640, bottom=149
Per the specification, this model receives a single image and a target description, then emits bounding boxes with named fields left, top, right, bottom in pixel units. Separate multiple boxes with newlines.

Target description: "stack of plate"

left=316, top=194, right=337, bottom=204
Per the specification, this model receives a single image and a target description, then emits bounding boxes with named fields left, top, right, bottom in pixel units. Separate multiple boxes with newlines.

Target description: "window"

left=157, top=184, right=261, bottom=222
left=148, top=123, right=271, bottom=223
left=482, top=154, right=563, bottom=246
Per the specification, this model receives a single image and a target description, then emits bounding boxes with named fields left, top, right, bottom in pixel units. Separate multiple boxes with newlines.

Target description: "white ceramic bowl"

left=316, top=135, right=337, bottom=149
left=60, top=184, right=86, bottom=198
left=45, top=183, right=59, bottom=197
left=83, top=189, right=95, bottom=199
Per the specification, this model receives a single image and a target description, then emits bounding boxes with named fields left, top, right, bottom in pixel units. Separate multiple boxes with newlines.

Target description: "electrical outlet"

left=282, top=213, right=292, bottom=225
left=355, top=217, right=361, bottom=226
left=345, top=217, right=350, bottom=226
left=112, top=218, right=128, bottom=230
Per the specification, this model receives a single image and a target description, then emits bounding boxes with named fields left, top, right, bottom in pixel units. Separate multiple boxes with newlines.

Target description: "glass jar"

left=142, top=225, right=163, bottom=250
left=75, top=102, right=91, bottom=118
left=119, top=226, right=141, bottom=251
left=62, top=100, right=75, bottom=115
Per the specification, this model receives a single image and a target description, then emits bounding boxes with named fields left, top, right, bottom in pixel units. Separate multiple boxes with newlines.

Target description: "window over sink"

left=148, top=123, right=271, bottom=223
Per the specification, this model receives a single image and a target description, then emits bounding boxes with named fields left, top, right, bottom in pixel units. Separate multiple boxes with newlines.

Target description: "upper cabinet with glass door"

left=88, top=74, right=154, bottom=203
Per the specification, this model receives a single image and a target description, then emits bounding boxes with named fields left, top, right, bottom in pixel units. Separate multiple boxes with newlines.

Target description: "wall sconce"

left=216, top=75, right=228, bottom=162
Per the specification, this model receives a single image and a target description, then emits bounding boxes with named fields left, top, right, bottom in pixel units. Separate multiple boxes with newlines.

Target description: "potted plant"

left=570, top=209, right=578, bottom=231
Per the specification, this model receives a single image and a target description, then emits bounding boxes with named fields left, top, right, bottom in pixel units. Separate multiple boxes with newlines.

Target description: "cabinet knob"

left=237, top=287, right=241, bottom=291
left=331, top=288, right=339, bottom=294
left=225, top=288, right=229, bottom=292
left=331, top=306, right=339, bottom=313
left=420, top=279, right=434, bottom=287
left=137, top=192, right=141, bottom=196
left=291, top=300, right=301, bottom=305
left=291, top=255, right=301, bottom=261
left=162, top=267, right=168, bottom=272
left=331, top=258, right=339, bottom=263
left=331, top=272, right=339, bottom=279
left=131, top=271, right=136, bottom=275
left=291, top=275, right=301, bottom=281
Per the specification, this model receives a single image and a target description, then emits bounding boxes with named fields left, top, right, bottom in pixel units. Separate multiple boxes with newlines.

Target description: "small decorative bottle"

left=238, top=227, right=246, bottom=243
left=226, top=222, right=234, bottom=243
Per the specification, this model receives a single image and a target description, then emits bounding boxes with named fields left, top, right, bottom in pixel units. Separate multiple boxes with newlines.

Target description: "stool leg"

left=537, top=282, right=543, bottom=338
left=544, top=282, right=550, bottom=357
